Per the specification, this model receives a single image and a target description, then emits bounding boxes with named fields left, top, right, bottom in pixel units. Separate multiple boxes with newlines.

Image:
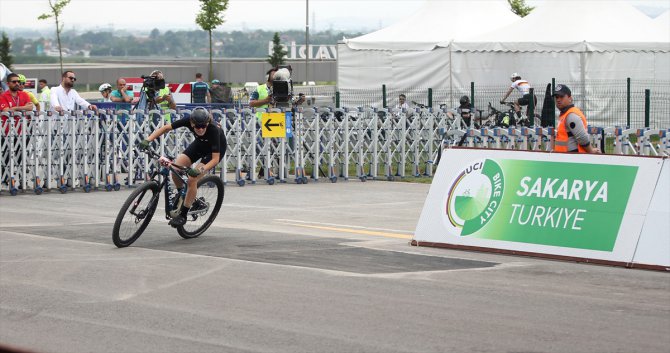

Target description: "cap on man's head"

left=18, top=74, right=26, bottom=83
left=553, top=84, right=571, bottom=97
left=211, top=79, right=220, bottom=84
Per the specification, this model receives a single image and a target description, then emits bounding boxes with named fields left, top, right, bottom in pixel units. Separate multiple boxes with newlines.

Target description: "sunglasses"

left=9, top=80, right=20, bottom=83
left=67, top=76, right=77, bottom=81
left=193, top=123, right=208, bottom=129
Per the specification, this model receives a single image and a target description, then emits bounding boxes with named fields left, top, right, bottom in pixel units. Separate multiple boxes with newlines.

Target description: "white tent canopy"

left=338, top=0, right=519, bottom=91
left=343, top=0, right=519, bottom=51
left=452, top=0, right=670, bottom=51
left=653, top=10, right=670, bottom=34
left=338, top=0, right=669, bottom=126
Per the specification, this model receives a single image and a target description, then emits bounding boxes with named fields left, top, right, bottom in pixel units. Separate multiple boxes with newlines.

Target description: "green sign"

left=445, top=159, right=638, bottom=251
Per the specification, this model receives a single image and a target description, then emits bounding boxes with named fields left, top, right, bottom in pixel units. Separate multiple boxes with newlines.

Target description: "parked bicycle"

left=487, top=102, right=541, bottom=128
left=112, top=150, right=224, bottom=248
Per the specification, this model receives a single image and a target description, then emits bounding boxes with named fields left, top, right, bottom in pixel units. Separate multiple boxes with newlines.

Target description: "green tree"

left=267, top=32, right=287, bottom=67
left=38, top=0, right=71, bottom=74
left=195, top=0, right=229, bottom=80
left=0, top=32, right=14, bottom=70
left=508, top=0, right=534, bottom=17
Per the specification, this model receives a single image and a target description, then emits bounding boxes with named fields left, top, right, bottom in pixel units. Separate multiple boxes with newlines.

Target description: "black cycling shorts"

left=183, top=140, right=223, bottom=165
left=517, top=93, right=537, bottom=106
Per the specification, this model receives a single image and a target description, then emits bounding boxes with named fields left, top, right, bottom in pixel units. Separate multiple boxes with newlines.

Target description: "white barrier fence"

left=1, top=107, right=669, bottom=196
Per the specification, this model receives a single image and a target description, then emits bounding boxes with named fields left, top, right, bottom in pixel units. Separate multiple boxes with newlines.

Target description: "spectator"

left=17, top=74, right=39, bottom=112
left=395, top=94, right=410, bottom=110
left=99, top=83, right=113, bottom=102
left=447, top=95, right=476, bottom=129
left=0, top=73, right=33, bottom=112
left=191, top=72, right=210, bottom=104
left=111, top=78, right=133, bottom=103
left=50, top=70, right=97, bottom=113
left=38, top=79, right=51, bottom=112
left=209, top=79, right=232, bottom=104
left=553, top=84, right=600, bottom=154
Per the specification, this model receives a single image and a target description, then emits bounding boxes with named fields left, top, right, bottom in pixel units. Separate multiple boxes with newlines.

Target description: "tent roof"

left=453, top=1, right=669, bottom=52
left=343, top=0, right=519, bottom=51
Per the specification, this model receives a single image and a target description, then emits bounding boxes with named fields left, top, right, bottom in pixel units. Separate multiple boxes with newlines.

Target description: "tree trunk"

left=56, top=16, right=63, bottom=74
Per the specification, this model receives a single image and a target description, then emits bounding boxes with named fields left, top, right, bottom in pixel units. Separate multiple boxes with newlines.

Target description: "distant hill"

left=5, top=29, right=364, bottom=60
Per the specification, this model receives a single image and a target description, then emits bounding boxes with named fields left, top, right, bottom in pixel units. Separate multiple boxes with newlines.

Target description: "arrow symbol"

left=264, top=119, right=283, bottom=131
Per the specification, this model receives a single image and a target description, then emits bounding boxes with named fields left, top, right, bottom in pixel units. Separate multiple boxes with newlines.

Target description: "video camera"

left=270, top=65, right=293, bottom=108
left=141, top=74, right=166, bottom=92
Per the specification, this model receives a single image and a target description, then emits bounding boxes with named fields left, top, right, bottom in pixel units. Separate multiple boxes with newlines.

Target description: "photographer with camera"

left=249, top=67, right=277, bottom=122
left=135, top=70, right=175, bottom=122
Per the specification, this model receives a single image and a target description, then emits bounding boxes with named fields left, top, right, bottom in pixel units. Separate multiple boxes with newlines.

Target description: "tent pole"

left=580, top=46, right=587, bottom=116
left=449, top=42, right=453, bottom=107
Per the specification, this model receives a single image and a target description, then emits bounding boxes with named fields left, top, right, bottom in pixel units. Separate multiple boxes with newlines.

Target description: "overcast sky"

left=1, top=0, right=668, bottom=34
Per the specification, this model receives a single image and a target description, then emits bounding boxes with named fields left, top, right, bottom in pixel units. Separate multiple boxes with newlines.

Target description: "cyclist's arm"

left=146, top=124, right=173, bottom=142
left=501, top=87, right=514, bottom=102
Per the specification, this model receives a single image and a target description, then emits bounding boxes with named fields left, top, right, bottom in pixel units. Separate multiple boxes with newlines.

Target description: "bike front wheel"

left=177, top=175, right=224, bottom=239
left=112, top=181, right=160, bottom=248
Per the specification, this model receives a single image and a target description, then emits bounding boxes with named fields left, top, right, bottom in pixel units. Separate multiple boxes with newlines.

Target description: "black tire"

left=177, top=175, right=224, bottom=239
left=112, top=181, right=160, bottom=248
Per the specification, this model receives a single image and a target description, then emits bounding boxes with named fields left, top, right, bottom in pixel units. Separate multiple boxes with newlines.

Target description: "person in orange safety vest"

left=553, top=84, right=600, bottom=154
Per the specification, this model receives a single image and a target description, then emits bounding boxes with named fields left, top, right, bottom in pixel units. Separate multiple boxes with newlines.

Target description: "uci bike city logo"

left=445, top=159, right=504, bottom=236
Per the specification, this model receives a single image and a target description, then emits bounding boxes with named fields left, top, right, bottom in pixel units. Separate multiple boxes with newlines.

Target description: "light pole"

left=305, top=0, right=309, bottom=84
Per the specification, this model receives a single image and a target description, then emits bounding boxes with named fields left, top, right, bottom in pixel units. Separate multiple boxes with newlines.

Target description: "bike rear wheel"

left=177, top=175, right=224, bottom=239
left=112, top=181, right=160, bottom=248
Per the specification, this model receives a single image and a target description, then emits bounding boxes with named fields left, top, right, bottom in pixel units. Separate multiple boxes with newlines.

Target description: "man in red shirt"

left=0, top=73, right=33, bottom=112
left=1, top=73, right=34, bottom=136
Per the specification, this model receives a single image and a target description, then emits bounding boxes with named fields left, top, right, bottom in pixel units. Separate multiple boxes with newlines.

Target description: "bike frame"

left=141, top=151, right=190, bottom=220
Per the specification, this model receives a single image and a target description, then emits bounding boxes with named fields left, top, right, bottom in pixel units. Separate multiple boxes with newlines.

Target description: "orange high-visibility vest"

left=555, top=106, right=588, bottom=153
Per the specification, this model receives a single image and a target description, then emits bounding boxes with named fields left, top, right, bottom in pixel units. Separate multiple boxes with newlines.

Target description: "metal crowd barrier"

left=1, top=108, right=668, bottom=195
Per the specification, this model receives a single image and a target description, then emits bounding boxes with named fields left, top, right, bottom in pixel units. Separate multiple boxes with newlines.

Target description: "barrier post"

left=428, top=88, right=433, bottom=108
left=644, top=89, right=650, bottom=128
left=528, top=87, right=535, bottom=123
left=382, top=84, right=387, bottom=108
left=551, top=78, right=556, bottom=126
left=335, top=91, right=340, bottom=108
left=627, top=78, right=631, bottom=127
left=470, top=82, right=475, bottom=110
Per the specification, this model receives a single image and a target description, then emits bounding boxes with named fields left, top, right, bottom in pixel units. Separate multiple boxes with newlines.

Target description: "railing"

left=1, top=107, right=668, bottom=195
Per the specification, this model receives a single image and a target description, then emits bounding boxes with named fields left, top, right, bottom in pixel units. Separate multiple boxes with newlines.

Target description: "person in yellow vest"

left=18, top=74, right=40, bottom=112
left=249, top=67, right=277, bottom=122
left=553, top=84, right=600, bottom=154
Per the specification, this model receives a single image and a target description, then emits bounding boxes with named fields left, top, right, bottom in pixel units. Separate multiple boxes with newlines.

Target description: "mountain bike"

left=112, top=150, right=224, bottom=248
left=497, top=101, right=541, bottom=127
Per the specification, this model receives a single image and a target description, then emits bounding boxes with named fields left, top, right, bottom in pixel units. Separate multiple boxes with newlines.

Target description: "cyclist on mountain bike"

left=500, top=72, right=536, bottom=120
left=138, top=107, right=227, bottom=227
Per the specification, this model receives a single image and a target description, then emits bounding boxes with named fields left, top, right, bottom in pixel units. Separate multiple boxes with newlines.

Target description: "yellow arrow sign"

left=261, top=112, right=286, bottom=138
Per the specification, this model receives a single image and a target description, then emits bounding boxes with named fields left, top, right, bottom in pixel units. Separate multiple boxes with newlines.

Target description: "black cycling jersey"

left=171, top=117, right=227, bottom=163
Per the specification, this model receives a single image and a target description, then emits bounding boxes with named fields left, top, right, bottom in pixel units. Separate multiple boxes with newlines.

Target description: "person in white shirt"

left=38, top=79, right=51, bottom=112
left=50, top=70, right=97, bottom=113
left=395, top=94, right=410, bottom=110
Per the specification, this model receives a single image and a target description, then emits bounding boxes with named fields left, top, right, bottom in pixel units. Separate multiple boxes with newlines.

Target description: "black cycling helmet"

left=459, top=95, right=470, bottom=106
left=190, top=107, right=210, bottom=126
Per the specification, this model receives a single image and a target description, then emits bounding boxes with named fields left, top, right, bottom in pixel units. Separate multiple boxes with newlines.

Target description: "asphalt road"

left=1, top=180, right=668, bottom=353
